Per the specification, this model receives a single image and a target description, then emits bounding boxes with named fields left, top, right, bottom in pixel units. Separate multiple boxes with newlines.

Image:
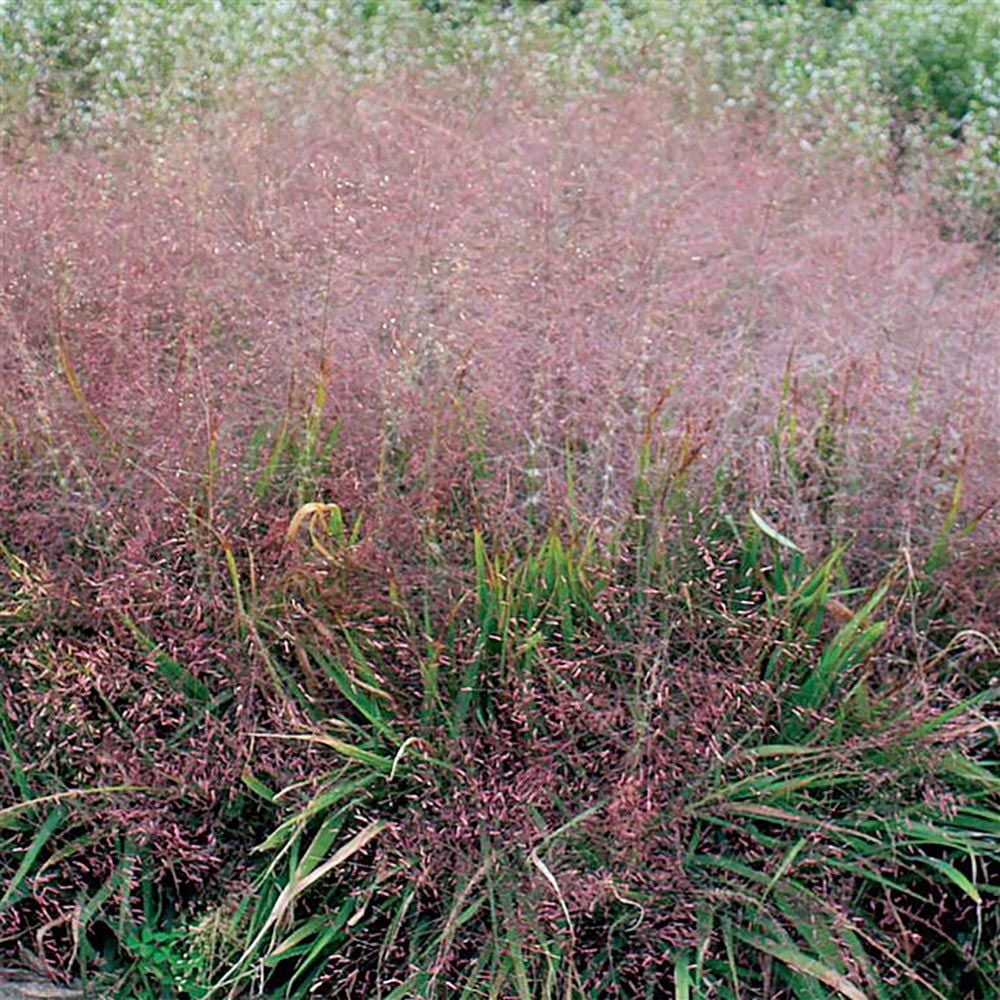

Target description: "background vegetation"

left=3, top=0, right=998, bottom=236
left=1, top=1, right=997, bottom=997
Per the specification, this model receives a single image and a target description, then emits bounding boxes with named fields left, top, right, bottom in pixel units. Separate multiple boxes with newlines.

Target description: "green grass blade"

left=729, top=927, right=868, bottom=1000
left=0, top=805, right=66, bottom=910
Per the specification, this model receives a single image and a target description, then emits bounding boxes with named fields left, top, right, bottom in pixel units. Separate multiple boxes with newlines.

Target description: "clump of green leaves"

left=136, top=506, right=998, bottom=998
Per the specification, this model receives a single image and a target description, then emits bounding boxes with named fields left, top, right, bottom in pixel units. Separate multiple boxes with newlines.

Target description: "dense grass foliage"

left=1, top=4, right=998, bottom=999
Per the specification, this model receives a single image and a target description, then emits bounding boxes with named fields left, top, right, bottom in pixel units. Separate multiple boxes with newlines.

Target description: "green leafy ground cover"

left=1, top=2, right=998, bottom=997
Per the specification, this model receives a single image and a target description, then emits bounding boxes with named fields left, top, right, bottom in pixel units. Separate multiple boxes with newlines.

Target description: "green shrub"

left=882, top=5, right=996, bottom=134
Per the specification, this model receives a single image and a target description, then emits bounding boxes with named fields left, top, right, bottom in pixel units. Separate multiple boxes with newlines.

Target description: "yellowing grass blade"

left=0, top=785, right=149, bottom=829
left=287, top=502, right=344, bottom=545
left=253, top=731, right=393, bottom=773
left=215, top=819, right=386, bottom=993
left=293, top=819, right=386, bottom=900
left=529, top=848, right=575, bottom=943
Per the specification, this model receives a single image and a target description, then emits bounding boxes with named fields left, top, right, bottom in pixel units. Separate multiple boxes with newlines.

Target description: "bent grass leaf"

left=750, top=508, right=803, bottom=553
left=0, top=785, right=149, bottom=830
left=240, top=770, right=276, bottom=804
left=287, top=501, right=345, bottom=547
left=901, top=685, right=1000, bottom=742
left=213, top=820, right=386, bottom=996
left=257, top=773, right=382, bottom=855
left=729, top=927, right=868, bottom=1000
left=529, top=847, right=575, bottom=943
left=916, top=855, right=982, bottom=903
left=0, top=805, right=66, bottom=911
left=253, top=731, right=393, bottom=774
left=119, top=614, right=213, bottom=706
left=430, top=860, right=490, bottom=989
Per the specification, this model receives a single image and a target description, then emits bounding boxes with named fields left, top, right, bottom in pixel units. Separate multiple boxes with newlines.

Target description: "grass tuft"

left=1, top=15, right=997, bottom=997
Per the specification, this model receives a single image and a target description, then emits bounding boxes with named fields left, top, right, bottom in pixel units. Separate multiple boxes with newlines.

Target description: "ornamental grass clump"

left=0, top=65, right=996, bottom=997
